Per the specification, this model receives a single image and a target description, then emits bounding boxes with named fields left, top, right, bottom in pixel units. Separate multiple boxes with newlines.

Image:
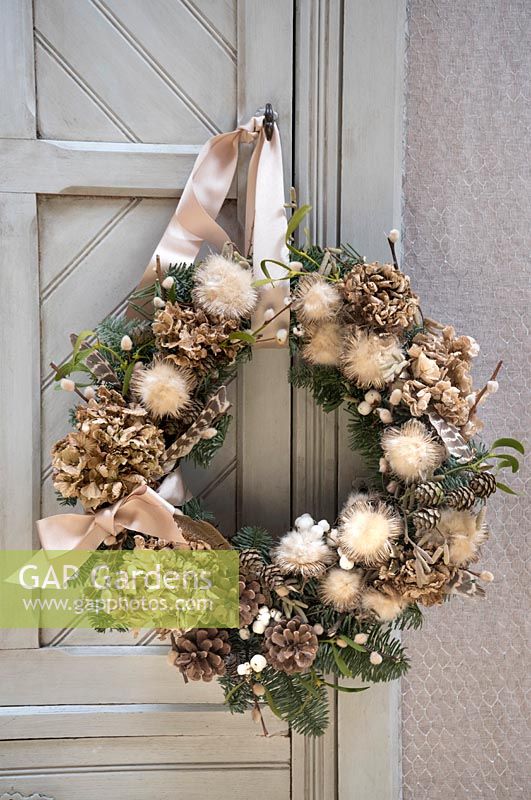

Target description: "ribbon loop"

left=131, top=114, right=290, bottom=345
left=37, top=485, right=188, bottom=552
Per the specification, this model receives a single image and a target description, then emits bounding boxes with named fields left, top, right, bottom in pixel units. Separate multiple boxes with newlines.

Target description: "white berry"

left=60, top=378, right=76, bottom=393
left=153, top=296, right=166, bottom=309
left=357, top=401, right=373, bottom=416
left=377, top=407, right=393, bottom=424
left=354, top=633, right=368, bottom=645
left=318, top=519, right=330, bottom=532
left=252, top=620, right=266, bottom=635
left=339, top=554, right=355, bottom=570
left=388, top=229, right=400, bottom=243
left=162, top=275, right=175, bottom=290
left=369, top=651, right=383, bottom=665
left=250, top=654, right=267, bottom=673
left=239, top=628, right=250, bottom=640
left=237, top=662, right=252, bottom=676
left=364, top=389, right=381, bottom=405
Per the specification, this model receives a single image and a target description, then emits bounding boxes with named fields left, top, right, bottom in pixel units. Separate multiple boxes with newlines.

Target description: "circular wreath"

left=50, top=215, right=522, bottom=737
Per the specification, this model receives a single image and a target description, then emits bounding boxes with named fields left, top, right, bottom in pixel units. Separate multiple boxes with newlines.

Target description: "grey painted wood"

left=337, top=3, right=407, bottom=800
left=0, top=0, right=35, bottom=138
left=237, top=0, right=293, bottom=538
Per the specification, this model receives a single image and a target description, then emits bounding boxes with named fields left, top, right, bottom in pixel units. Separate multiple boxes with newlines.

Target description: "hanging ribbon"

left=131, top=115, right=290, bottom=345
left=37, top=484, right=188, bottom=552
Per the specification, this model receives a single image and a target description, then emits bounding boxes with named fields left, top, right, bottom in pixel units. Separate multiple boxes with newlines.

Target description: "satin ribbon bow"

left=37, top=485, right=188, bottom=552
left=131, top=114, right=290, bottom=344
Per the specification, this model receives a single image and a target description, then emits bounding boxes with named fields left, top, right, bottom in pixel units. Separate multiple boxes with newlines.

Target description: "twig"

left=253, top=699, right=269, bottom=737
left=469, top=360, right=503, bottom=417
left=387, top=236, right=399, bottom=269
left=155, top=254, right=164, bottom=285
left=253, top=301, right=293, bottom=338
left=50, top=362, right=87, bottom=401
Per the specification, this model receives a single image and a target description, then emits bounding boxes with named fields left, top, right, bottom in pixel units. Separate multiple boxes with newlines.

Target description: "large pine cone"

left=239, top=577, right=267, bottom=626
left=263, top=617, right=318, bottom=674
left=342, top=262, right=419, bottom=332
left=170, top=628, right=231, bottom=682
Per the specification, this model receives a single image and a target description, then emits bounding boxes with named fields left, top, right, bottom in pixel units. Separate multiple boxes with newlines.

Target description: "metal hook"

left=263, top=102, right=275, bottom=141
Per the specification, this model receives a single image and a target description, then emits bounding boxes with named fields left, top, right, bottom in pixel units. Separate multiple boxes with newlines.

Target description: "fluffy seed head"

left=193, top=254, right=257, bottom=320
left=293, top=274, right=341, bottom=322
left=338, top=499, right=402, bottom=565
left=318, top=567, right=364, bottom=611
left=273, top=528, right=335, bottom=578
left=381, top=419, right=445, bottom=482
left=302, top=322, right=343, bottom=366
left=437, top=509, right=489, bottom=567
left=361, top=588, right=405, bottom=621
left=131, top=360, right=194, bottom=419
left=341, top=330, right=406, bottom=388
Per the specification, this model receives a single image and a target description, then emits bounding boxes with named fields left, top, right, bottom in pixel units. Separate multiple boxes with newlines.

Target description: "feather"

left=162, top=386, right=231, bottom=473
left=70, top=333, right=120, bottom=386
left=448, top=569, right=486, bottom=598
left=428, top=412, right=472, bottom=462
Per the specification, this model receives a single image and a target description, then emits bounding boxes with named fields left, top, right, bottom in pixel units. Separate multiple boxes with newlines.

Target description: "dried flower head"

left=342, top=261, right=420, bottom=331
left=318, top=567, right=364, bottom=611
left=153, top=302, right=240, bottom=372
left=302, top=321, right=343, bottom=366
left=52, top=388, right=165, bottom=510
left=381, top=419, right=445, bottom=482
left=192, top=254, right=257, bottom=320
left=360, top=587, right=405, bottom=621
left=131, top=361, right=194, bottom=419
left=273, top=528, right=335, bottom=578
left=338, top=498, right=402, bottom=565
left=341, top=330, right=406, bottom=388
left=293, top=274, right=341, bottom=323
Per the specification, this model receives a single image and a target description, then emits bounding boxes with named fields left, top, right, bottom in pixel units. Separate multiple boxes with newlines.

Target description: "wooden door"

left=0, top=1, right=292, bottom=797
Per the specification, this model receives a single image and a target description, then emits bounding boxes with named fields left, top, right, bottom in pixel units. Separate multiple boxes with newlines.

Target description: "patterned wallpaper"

left=402, top=2, right=530, bottom=798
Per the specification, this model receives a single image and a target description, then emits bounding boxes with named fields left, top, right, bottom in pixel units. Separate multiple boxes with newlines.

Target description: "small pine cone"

left=469, top=472, right=497, bottom=498
left=411, top=508, right=441, bottom=531
left=260, top=562, right=286, bottom=591
left=263, top=616, right=318, bottom=674
left=239, top=548, right=264, bottom=576
left=170, top=628, right=231, bottom=682
left=445, top=486, right=476, bottom=510
left=239, top=577, right=267, bottom=626
left=414, top=481, right=445, bottom=507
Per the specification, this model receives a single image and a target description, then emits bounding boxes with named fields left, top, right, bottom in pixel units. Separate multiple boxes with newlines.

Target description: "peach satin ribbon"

left=134, top=115, right=290, bottom=343
left=37, top=485, right=188, bottom=551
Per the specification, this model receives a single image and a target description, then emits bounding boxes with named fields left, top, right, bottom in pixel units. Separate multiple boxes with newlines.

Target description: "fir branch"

left=231, top=526, right=273, bottom=560
left=186, top=413, right=232, bottom=469
left=181, top=497, right=215, bottom=522
left=260, top=668, right=330, bottom=737
left=290, top=360, right=349, bottom=413
left=345, top=402, right=383, bottom=478
left=54, top=490, right=77, bottom=508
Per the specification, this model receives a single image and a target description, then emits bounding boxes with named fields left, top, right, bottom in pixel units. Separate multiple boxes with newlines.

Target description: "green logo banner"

left=0, top=550, right=239, bottom=630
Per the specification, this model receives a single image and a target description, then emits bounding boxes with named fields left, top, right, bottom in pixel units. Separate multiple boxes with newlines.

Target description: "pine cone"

left=170, top=628, right=231, bottom=682
left=414, top=481, right=446, bottom=507
left=446, top=486, right=476, bottom=510
left=263, top=617, right=318, bottom=674
left=411, top=508, right=441, bottom=530
left=469, top=472, right=497, bottom=498
left=153, top=302, right=241, bottom=373
left=52, top=387, right=165, bottom=511
left=239, top=577, right=267, bottom=626
left=342, top=262, right=419, bottom=332
left=239, top=548, right=264, bottom=577
left=261, top=563, right=286, bottom=591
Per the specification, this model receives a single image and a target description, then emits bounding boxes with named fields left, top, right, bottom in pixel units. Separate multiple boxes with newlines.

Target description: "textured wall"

left=401, top=2, right=530, bottom=798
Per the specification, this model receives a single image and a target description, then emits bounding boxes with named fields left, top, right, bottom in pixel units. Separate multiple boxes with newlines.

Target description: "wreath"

left=44, top=212, right=523, bottom=737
